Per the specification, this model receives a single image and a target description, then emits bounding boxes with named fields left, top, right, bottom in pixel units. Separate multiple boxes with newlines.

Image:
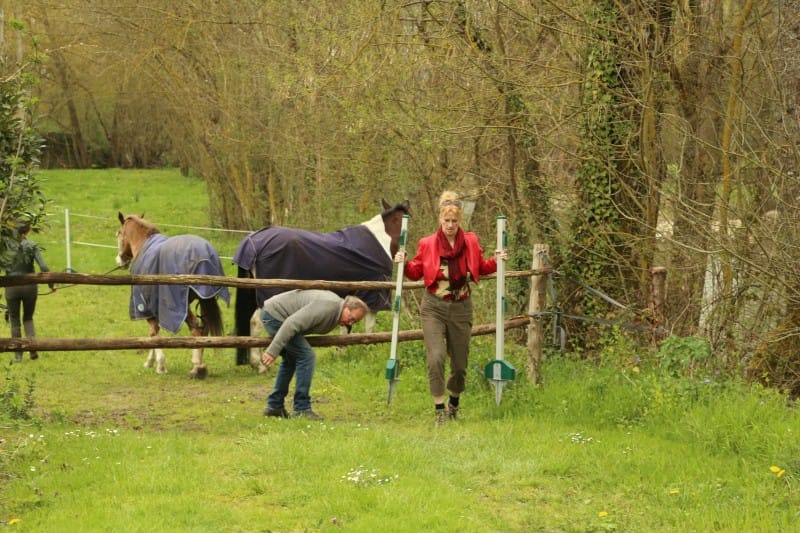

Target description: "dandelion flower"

left=670, top=489, right=679, bottom=495
left=598, top=511, right=608, bottom=517
left=770, top=465, right=781, bottom=473
left=8, top=518, right=21, bottom=525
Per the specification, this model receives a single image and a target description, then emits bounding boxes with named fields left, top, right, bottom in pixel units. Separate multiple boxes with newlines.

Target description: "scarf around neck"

left=436, top=227, right=467, bottom=290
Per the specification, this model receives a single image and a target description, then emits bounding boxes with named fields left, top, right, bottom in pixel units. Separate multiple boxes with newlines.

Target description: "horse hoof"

left=144, top=361, right=155, bottom=368
left=156, top=367, right=168, bottom=375
left=189, top=366, right=208, bottom=380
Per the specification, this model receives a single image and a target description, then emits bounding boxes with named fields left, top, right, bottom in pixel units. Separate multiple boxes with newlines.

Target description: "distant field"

left=37, top=168, right=243, bottom=277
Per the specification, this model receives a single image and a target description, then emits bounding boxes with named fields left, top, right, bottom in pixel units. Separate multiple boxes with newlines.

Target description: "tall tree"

left=0, top=14, right=47, bottom=269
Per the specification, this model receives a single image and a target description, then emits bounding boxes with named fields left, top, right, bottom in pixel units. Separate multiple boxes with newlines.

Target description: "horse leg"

left=364, top=310, right=377, bottom=334
left=234, top=275, right=257, bottom=365
left=186, top=311, right=208, bottom=379
left=154, top=348, right=168, bottom=374
left=145, top=318, right=168, bottom=374
left=249, top=309, right=268, bottom=373
left=189, top=344, right=206, bottom=379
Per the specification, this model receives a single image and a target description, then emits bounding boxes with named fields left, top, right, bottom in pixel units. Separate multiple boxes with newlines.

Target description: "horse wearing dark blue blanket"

left=116, top=212, right=230, bottom=379
left=233, top=199, right=410, bottom=371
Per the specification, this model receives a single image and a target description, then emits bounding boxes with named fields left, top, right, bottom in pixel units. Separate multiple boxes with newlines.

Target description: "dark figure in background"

left=5, top=220, right=55, bottom=362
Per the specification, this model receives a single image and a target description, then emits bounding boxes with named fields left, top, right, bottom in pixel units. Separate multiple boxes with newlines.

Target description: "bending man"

left=261, top=289, right=368, bottom=420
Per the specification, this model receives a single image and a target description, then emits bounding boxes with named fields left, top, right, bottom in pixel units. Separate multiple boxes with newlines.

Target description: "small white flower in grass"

left=568, top=432, right=594, bottom=444
left=341, top=466, right=397, bottom=486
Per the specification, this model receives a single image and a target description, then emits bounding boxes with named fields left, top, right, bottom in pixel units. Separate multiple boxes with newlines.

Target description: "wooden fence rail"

left=0, top=269, right=547, bottom=289
left=0, top=270, right=544, bottom=353
left=0, top=317, right=531, bottom=352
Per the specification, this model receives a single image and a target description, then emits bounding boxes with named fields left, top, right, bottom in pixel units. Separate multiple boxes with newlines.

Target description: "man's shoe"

left=292, top=409, right=324, bottom=421
left=435, top=409, right=447, bottom=427
left=264, top=407, right=289, bottom=418
left=447, top=404, right=459, bottom=421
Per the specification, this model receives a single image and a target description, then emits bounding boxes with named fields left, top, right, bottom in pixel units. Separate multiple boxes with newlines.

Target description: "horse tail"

left=234, top=266, right=257, bottom=365
left=199, top=297, right=224, bottom=337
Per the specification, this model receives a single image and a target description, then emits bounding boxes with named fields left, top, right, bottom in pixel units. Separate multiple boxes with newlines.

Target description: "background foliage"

left=0, top=17, right=46, bottom=270
left=3, top=1, right=800, bottom=382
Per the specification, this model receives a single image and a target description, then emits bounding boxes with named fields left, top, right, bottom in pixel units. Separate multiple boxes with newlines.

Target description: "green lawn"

left=1, top=169, right=799, bottom=531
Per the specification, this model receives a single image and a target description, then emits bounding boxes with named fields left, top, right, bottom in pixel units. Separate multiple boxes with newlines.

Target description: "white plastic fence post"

left=386, top=214, right=409, bottom=404
left=496, top=215, right=506, bottom=364
left=483, top=215, right=515, bottom=406
left=65, top=208, right=72, bottom=272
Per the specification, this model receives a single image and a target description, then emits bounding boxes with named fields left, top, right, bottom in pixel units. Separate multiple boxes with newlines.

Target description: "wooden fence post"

left=526, top=243, right=548, bottom=384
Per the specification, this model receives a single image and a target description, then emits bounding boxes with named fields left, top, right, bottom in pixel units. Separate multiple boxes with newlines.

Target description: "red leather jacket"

left=404, top=231, right=497, bottom=289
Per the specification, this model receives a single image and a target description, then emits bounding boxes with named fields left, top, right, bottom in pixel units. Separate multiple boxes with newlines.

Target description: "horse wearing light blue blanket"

left=116, top=212, right=230, bottom=379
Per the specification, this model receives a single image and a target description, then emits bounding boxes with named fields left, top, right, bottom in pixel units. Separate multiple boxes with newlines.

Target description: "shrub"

left=657, top=335, right=712, bottom=378
left=1, top=372, right=36, bottom=422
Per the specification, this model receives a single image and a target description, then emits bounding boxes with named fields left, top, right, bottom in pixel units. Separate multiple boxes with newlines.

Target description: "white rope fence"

left=61, top=208, right=251, bottom=270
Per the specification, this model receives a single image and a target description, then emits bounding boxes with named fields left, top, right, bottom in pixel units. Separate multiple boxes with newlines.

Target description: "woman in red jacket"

left=396, top=191, right=508, bottom=426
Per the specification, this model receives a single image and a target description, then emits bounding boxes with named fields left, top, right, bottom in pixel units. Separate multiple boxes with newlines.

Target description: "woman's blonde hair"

left=438, top=190, right=463, bottom=218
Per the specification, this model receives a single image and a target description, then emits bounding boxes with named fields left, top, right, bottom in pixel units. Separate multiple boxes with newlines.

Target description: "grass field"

left=2, top=169, right=800, bottom=531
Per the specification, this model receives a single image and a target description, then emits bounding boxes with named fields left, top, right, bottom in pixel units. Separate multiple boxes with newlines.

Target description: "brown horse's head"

left=380, top=199, right=410, bottom=257
left=116, top=212, right=159, bottom=269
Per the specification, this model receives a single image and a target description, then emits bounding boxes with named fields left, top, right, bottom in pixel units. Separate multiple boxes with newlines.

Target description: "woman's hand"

left=394, top=251, right=407, bottom=263
left=495, top=249, right=508, bottom=261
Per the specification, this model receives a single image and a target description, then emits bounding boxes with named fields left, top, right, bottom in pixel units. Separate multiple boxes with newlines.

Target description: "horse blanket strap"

left=130, top=234, right=230, bottom=333
left=233, top=224, right=393, bottom=311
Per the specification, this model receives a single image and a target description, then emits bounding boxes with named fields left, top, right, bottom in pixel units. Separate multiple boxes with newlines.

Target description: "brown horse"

left=116, top=212, right=230, bottom=378
left=232, top=199, right=410, bottom=371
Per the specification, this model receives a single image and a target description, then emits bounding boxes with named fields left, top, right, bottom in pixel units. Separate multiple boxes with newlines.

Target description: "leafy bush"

left=0, top=20, right=48, bottom=270
left=657, top=335, right=712, bottom=377
left=749, top=314, right=800, bottom=399
left=1, top=372, right=36, bottom=422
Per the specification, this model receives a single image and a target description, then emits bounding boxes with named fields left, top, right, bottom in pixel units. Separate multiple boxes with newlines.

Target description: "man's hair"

left=343, top=295, right=369, bottom=314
